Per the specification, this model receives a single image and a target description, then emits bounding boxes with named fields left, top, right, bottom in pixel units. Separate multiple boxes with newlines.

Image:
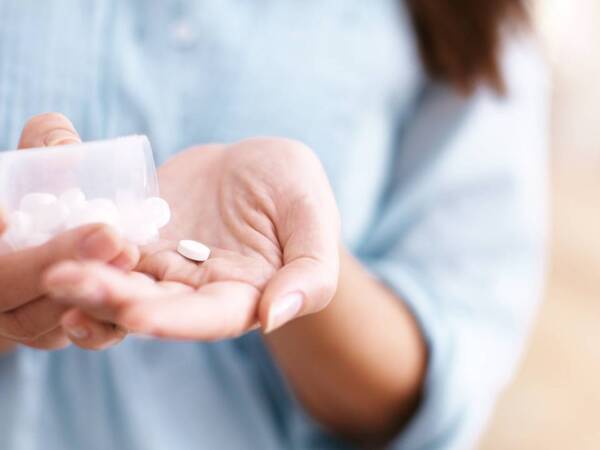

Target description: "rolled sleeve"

left=356, top=35, right=551, bottom=449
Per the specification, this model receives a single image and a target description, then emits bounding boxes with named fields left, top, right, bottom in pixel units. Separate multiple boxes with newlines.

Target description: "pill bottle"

left=0, top=135, right=170, bottom=251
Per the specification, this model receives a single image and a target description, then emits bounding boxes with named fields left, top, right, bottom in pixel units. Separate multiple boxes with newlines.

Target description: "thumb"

left=18, top=112, right=81, bottom=149
left=259, top=190, right=340, bottom=332
left=260, top=254, right=339, bottom=333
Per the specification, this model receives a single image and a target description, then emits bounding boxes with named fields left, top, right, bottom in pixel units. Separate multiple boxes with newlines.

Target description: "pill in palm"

left=177, top=240, right=211, bottom=262
left=143, top=197, right=171, bottom=229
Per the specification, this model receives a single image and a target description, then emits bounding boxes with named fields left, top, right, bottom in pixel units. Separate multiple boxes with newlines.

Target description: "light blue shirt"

left=0, top=1, right=550, bottom=449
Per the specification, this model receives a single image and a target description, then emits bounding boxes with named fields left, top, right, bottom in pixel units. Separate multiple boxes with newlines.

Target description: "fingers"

left=44, top=260, right=259, bottom=340
left=260, top=256, right=339, bottom=333
left=136, top=243, right=204, bottom=286
left=0, top=224, right=129, bottom=311
left=109, top=242, right=141, bottom=271
left=43, top=261, right=170, bottom=323
left=136, top=245, right=274, bottom=290
left=261, top=194, right=340, bottom=332
left=20, top=326, right=71, bottom=350
left=61, top=309, right=127, bottom=351
left=18, top=112, right=81, bottom=149
left=114, top=281, right=260, bottom=340
left=0, top=296, right=69, bottom=340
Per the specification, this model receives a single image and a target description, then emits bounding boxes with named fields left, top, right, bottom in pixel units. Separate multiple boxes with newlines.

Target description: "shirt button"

left=170, top=20, right=198, bottom=49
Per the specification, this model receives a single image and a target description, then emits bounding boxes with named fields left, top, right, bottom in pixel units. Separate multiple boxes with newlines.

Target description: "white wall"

left=535, top=0, right=600, bottom=159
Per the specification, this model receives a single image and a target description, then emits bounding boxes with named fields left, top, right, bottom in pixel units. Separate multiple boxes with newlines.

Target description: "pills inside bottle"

left=3, top=188, right=171, bottom=249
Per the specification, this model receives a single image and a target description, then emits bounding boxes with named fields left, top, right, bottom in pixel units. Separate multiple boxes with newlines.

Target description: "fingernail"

left=80, top=226, right=118, bottom=259
left=44, top=129, right=80, bottom=147
left=265, top=292, right=303, bottom=333
left=65, top=325, right=89, bottom=340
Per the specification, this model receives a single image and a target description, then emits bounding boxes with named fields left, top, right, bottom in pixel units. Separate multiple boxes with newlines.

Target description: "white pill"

left=65, top=204, right=92, bottom=229
left=59, top=188, right=86, bottom=209
left=66, top=202, right=120, bottom=230
left=8, top=210, right=33, bottom=235
left=115, top=190, right=139, bottom=211
left=142, top=197, right=171, bottom=229
left=177, top=240, right=211, bottom=262
left=19, top=193, right=57, bottom=213
left=120, top=208, right=152, bottom=244
left=33, top=201, right=69, bottom=233
left=127, top=221, right=159, bottom=245
left=4, top=211, right=33, bottom=249
left=87, top=199, right=121, bottom=227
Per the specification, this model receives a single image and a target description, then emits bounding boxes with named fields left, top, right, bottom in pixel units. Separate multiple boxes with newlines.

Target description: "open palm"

left=45, top=138, right=340, bottom=340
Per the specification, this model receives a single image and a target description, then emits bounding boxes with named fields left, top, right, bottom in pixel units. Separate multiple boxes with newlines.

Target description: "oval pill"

left=34, top=201, right=69, bottom=233
left=5, top=210, right=33, bottom=249
left=59, top=188, right=86, bottom=209
left=19, top=192, right=57, bottom=213
left=177, top=239, right=211, bottom=262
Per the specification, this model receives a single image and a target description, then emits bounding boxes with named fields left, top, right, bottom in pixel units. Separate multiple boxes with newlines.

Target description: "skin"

left=0, top=113, right=138, bottom=352
left=3, top=113, right=427, bottom=444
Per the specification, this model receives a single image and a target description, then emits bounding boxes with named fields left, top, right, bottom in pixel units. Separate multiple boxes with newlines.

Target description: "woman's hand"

left=0, top=114, right=139, bottom=351
left=45, top=138, right=340, bottom=341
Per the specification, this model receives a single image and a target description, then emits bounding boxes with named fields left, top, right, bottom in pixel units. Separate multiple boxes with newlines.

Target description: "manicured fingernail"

left=44, top=129, right=80, bottom=147
left=66, top=325, right=89, bottom=340
left=266, top=292, right=303, bottom=333
left=80, top=226, right=118, bottom=259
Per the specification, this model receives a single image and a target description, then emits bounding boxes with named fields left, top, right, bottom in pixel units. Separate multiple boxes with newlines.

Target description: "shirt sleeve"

left=355, top=35, right=551, bottom=450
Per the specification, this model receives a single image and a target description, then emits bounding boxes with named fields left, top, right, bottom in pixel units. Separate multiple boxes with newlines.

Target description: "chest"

left=0, top=0, right=422, bottom=243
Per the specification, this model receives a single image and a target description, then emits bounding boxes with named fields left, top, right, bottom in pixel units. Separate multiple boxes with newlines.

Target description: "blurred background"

left=480, top=1, right=600, bottom=448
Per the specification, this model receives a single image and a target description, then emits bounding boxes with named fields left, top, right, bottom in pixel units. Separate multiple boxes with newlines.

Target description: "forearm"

left=264, top=247, right=427, bottom=444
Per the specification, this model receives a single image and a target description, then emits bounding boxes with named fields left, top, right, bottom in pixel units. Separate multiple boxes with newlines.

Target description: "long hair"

left=406, top=0, right=527, bottom=94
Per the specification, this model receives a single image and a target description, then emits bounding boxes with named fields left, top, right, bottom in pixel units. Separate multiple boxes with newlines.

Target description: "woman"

left=0, top=1, right=548, bottom=449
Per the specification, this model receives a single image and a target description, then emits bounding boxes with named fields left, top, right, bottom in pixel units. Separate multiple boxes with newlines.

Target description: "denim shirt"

left=0, top=1, right=549, bottom=449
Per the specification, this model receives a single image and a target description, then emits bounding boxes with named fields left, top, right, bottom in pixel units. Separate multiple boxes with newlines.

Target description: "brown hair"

left=406, top=0, right=527, bottom=94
